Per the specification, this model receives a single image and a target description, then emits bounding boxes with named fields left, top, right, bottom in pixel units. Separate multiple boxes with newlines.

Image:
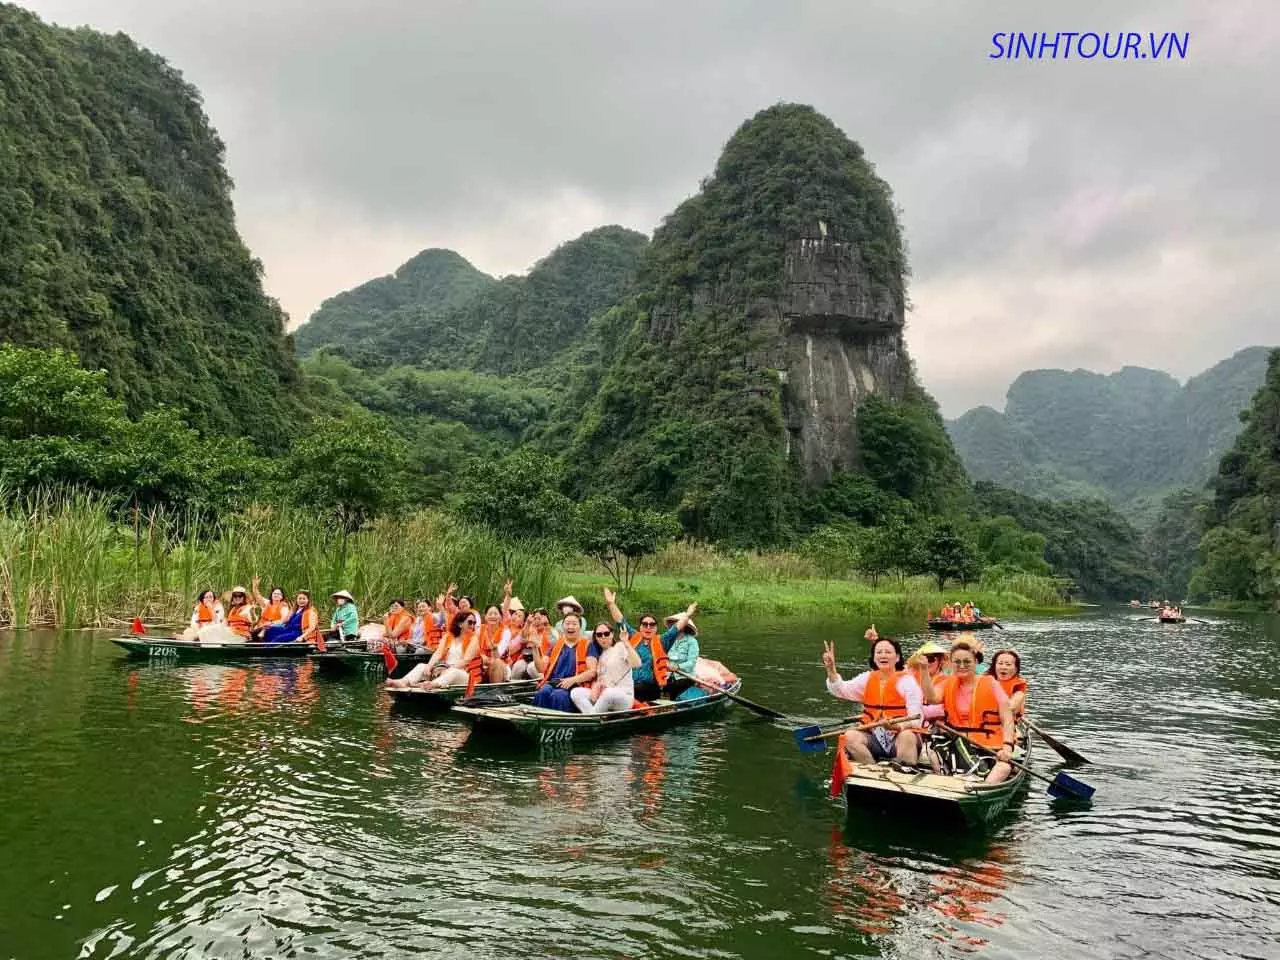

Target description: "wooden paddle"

left=669, top=666, right=788, bottom=720
left=937, top=723, right=1095, bottom=802
left=1023, top=717, right=1090, bottom=766
left=793, top=713, right=921, bottom=752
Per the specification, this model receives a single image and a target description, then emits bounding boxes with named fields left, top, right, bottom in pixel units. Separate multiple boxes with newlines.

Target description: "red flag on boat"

left=829, top=742, right=852, bottom=799
left=381, top=642, right=398, bottom=675
left=131, top=617, right=147, bottom=636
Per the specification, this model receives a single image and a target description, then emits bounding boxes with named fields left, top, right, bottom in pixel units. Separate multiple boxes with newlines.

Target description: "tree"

left=976, top=515, right=1050, bottom=575
left=1189, top=526, right=1268, bottom=602
left=799, top=523, right=862, bottom=580
left=284, top=411, right=411, bottom=534
left=454, top=448, right=573, bottom=571
left=917, top=517, right=983, bottom=592
left=576, top=496, right=682, bottom=590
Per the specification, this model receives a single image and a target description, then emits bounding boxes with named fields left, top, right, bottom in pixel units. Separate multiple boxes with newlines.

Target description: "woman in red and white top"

left=823, top=636, right=923, bottom=767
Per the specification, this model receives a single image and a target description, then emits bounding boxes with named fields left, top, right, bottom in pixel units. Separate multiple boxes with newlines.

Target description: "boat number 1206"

left=538, top=728, right=575, bottom=744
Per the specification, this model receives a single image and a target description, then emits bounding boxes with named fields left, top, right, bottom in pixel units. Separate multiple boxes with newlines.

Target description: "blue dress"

left=530, top=639, right=601, bottom=712
left=263, top=608, right=305, bottom=644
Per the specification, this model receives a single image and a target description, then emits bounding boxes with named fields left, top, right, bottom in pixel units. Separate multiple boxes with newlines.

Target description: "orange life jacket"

left=458, top=628, right=485, bottom=695
left=298, top=606, right=319, bottom=643
left=941, top=674, right=1004, bottom=749
left=424, top=616, right=444, bottom=651
left=537, top=635, right=590, bottom=689
left=478, top=622, right=503, bottom=660
left=499, top=624, right=525, bottom=665
left=997, top=675, right=1027, bottom=718
left=384, top=610, right=413, bottom=640
left=227, top=603, right=255, bottom=637
left=859, top=670, right=909, bottom=726
left=630, top=632, right=670, bottom=686
left=259, top=601, right=289, bottom=627
left=193, top=602, right=215, bottom=625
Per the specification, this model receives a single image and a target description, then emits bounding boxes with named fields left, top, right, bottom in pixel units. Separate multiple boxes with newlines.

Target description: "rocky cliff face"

left=774, top=227, right=909, bottom=486
left=570, top=104, right=945, bottom=543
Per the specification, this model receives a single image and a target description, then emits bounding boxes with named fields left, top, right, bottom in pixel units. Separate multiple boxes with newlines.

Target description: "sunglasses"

left=639, top=620, right=657, bottom=628
left=594, top=630, right=612, bottom=638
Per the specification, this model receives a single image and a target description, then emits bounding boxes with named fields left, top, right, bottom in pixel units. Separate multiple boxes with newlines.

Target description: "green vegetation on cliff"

left=948, top=347, right=1273, bottom=510
left=0, top=3, right=303, bottom=444
left=1191, top=348, right=1280, bottom=606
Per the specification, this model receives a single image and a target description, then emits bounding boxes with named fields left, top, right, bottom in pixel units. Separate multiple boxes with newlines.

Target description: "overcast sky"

left=23, top=0, right=1280, bottom=414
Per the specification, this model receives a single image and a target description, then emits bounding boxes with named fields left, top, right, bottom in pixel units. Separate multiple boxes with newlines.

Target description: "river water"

left=1, top=610, right=1278, bottom=959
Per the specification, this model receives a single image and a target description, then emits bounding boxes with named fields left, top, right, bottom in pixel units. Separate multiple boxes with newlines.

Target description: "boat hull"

left=110, top=636, right=315, bottom=660
left=388, top=679, right=538, bottom=711
left=311, top=649, right=433, bottom=679
left=452, top=681, right=741, bottom=746
left=841, top=735, right=1032, bottom=829
left=926, top=619, right=996, bottom=631
left=1158, top=617, right=1186, bottom=623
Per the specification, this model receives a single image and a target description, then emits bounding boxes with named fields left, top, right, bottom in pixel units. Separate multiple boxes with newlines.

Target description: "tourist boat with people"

left=110, top=636, right=317, bottom=660
left=451, top=679, right=742, bottom=746
left=926, top=618, right=999, bottom=631
left=387, top=678, right=539, bottom=711
left=838, top=727, right=1033, bottom=828
left=1158, top=614, right=1186, bottom=624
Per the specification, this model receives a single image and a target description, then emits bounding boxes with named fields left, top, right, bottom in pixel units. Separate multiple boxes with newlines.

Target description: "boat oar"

left=669, top=666, right=788, bottom=720
left=937, top=724, right=1095, bottom=802
left=1022, top=717, right=1091, bottom=766
left=990, top=621, right=1005, bottom=630
left=793, top=713, right=921, bottom=753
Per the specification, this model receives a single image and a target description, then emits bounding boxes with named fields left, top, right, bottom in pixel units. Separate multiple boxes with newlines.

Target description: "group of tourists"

left=933, top=601, right=985, bottom=623
left=823, top=627, right=1028, bottom=786
left=178, top=577, right=351, bottom=646
left=383, top=584, right=736, bottom=714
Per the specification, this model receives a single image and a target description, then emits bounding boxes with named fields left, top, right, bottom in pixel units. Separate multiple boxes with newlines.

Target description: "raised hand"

left=603, top=587, right=616, bottom=605
left=503, top=579, right=513, bottom=596
left=821, top=640, right=836, bottom=670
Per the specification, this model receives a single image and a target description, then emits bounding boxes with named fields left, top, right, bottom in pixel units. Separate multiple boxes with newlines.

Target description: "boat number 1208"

left=147, top=646, right=179, bottom=659
left=538, top=728, right=575, bottom=744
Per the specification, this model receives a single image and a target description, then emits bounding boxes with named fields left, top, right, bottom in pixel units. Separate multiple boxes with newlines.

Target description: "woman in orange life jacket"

left=477, top=603, right=511, bottom=683
left=571, top=622, right=642, bottom=714
left=249, top=576, right=291, bottom=641
left=603, top=587, right=669, bottom=702
left=511, top=607, right=552, bottom=681
left=179, top=589, right=224, bottom=640
left=530, top=612, right=599, bottom=712
left=823, top=636, right=924, bottom=767
left=224, top=586, right=257, bottom=640
left=406, top=598, right=443, bottom=655
left=496, top=589, right=529, bottom=674
left=383, top=599, right=413, bottom=652
left=264, top=590, right=319, bottom=644
left=931, top=639, right=1017, bottom=784
left=386, top=610, right=482, bottom=690
left=990, top=649, right=1027, bottom=720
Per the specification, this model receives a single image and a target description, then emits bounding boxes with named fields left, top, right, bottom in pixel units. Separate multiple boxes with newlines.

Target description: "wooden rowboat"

left=926, top=618, right=997, bottom=631
left=110, top=636, right=315, bottom=660
left=387, top=678, right=538, bottom=711
left=310, top=648, right=434, bottom=680
left=840, top=730, right=1032, bottom=828
left=451, top=680, right=741, bottom=746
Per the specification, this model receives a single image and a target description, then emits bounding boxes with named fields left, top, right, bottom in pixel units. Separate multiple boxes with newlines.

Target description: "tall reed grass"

left=0, top=493, right=563, bottom=628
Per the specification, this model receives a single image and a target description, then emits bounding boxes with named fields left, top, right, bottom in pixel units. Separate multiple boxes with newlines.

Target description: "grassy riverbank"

left=0, top=494, right=1067, bottom=629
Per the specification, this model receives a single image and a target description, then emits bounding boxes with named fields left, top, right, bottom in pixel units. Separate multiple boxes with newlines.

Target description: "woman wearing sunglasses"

left=603, top=588, right=669, bottom=702
left=570, top=623, right=642, bottom=714
left=934, top=639, right=1017, bottom=783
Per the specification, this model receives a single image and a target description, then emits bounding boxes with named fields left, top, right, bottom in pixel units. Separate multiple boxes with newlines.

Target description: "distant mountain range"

left=946, top=346, right=1273, bottom=512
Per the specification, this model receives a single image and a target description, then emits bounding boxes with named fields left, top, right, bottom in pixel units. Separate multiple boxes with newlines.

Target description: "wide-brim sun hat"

left=664, top=613, right=698, bottom=636
left=508, top=597, right=525, bottom=613
left=231, top=586, right=247, bottom=595
left=555, top=595, right=584, bottom=614
left=331, top=590, right=355, bottom=602
left=915, top=640, right=949, bottom=657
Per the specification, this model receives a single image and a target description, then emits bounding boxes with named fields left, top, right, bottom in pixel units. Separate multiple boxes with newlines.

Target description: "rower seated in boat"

left=822, top=637, right=923, bottom=768
left=925, top=639, right=1017, bottom=783
left=321, top=590, right=359, bottom=645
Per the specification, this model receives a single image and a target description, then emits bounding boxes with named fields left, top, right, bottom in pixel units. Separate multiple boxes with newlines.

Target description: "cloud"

left=22, top=0, right=1280, bottom=414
